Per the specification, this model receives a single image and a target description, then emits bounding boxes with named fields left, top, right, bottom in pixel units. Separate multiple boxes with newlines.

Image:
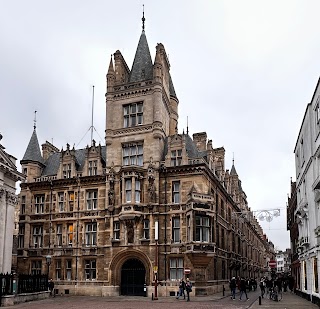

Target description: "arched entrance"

left=121, top=258, right=146, bottom=296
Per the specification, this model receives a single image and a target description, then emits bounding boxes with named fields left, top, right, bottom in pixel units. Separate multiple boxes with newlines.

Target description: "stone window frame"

left=171, top=149, right=182, bottom=167
left=86, top=190, right=98, bottom=210
left=172, top=181, right=180, bottom=204
left=84, top=259, right=96, bottom=280
left=122, top=143, right=143, bottom=167
left=88, top=160, right=97, bottom=176
left=85, top=222, right=97, bottom=246
left=172, top=216, right=180, bottom=243
left=195, top=215, right=210, bottom=242
left=169, top=257, right=184, bottom=280
left=123, top=101, right=143, bottom=128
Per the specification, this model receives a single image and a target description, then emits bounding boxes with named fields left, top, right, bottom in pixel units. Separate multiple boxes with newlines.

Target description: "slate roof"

left=162, top=134, right=207, bottom=161
left=21, top=129, right=44, bottom=165
left=41, top=146, right=106, bottom=176
left=129, top=31, right=153, bottom=83
left=169, top=74, right=177, bottom=99
left=230, top=164, right=238, bottom=176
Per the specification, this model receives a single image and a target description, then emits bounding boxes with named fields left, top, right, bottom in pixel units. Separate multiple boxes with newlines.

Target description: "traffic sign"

left=269, top=260, right=277, bottom=268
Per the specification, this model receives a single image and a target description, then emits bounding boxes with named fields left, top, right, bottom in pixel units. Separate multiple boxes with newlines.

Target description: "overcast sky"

left=2, top=0, right=320, bottom=251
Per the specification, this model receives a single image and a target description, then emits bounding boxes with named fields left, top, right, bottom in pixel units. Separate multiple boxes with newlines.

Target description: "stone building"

left=16, top=17, right=272, bottom=296
left=0, top=133, right=24, bottom=274
left=287, top=180, right=300, bottom=288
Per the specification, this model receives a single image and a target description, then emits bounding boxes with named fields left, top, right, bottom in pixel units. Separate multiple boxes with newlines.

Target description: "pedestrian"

left=48, top=278, right=55, bottom=297
left=185, top=277, right=192, bottom=302
left=259, top=277, right=266, bottom=298
left=176, top=278, right=186, bottom=299
left=229, top=276, right=237, bottom=300
left=239, top=277, right=249, bottom=301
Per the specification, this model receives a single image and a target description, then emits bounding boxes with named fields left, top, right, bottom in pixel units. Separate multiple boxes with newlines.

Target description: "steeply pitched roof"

left=169, top=73, right=177, bottom=99
left=41, top=146, right=106, bottom=176
left=230, top=164, right=238, bottom=176
left=129, top=31, right=153, bottom=83
left=21, top=129, right=44, bottom=165
left=162, top=134, right=207, bottom=161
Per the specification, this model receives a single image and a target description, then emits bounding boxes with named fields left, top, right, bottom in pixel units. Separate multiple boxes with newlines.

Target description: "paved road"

left=3, top=290, right=318, bottom=309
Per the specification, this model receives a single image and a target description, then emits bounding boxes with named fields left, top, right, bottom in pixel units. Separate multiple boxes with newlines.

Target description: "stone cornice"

left=0, top=187, right=18, bottom=205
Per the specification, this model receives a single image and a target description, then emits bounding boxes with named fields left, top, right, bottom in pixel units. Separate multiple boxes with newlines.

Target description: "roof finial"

left=232, top=152, right=235, bottom=165
left=33, top=110, right=37, bottom=130
left=142, top=4, right=145, bottom=32
left=187, top=116, right=189, bottom=135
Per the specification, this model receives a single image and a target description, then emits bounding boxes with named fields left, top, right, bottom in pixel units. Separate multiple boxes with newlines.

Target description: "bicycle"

left=269, top=286, right=282, bottom=301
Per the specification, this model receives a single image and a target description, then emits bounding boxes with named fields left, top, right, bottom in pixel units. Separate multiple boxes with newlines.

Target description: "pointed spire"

left=129, top=13, right=153, bottom=83
left=230, top=154, right=238, bottom=176
left=108, top=55, right=115, bottom=74
left=21, top=128, right=44, bottom=165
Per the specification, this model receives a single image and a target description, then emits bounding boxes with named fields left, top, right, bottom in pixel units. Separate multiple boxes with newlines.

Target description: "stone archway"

left=121, top=258, right=146, bottom=296
left=109, top=249, right=152, bottom=288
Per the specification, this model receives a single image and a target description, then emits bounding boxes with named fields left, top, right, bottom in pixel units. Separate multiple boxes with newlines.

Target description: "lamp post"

left=46, top=255, right=52, bottom=277
left=154, top=220, right=159, bottom=300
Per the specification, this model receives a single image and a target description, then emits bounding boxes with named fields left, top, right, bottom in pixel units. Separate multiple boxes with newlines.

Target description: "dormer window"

left=88, top=160, right=97, bottom=176
left=63, top=163, right=71, bottom=178
left=123, top=102, right=143, bottom=127
left=171, top=149, right=182, bottom=166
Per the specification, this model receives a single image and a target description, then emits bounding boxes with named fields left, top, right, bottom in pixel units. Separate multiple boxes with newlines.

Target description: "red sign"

left=269, top=260, right=277, bottom=268
left=184, top=268, right=191, bottom=274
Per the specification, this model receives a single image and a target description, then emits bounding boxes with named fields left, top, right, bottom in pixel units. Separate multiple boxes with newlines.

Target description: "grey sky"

left=2, top=0, right=320, bottom=251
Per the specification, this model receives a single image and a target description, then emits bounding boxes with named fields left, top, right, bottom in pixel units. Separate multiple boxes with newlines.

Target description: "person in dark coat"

left=185, top=278, right=192, bottom=301
left=48, top=279, right=55, bottom=297
left=229, top=277, right=237, bottom=300
left=239, top=277, right=249, bottom=301
left=176, top=278, right=186, bottom=299
left=259, top=277, right=266, bottom=298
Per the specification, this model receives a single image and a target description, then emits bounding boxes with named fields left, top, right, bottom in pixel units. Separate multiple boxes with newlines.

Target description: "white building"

left=0, top=134, right=24, bottom=273
left=276, top=250, right=291, bottom=274
left=294, top=78, right=320, bottom=299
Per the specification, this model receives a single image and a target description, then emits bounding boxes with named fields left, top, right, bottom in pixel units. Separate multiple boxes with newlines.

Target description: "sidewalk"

left=249, top=291, right=319, bottom=309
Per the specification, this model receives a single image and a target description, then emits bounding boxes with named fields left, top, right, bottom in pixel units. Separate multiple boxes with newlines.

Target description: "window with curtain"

left=170, top=258, right=183, bottom=280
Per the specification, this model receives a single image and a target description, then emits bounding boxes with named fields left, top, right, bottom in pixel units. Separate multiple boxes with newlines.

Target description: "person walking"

left=229, top=277, right=237, bottom=300
left=176, top=278, right=186, bottom=299
left=48, top=278, right=55, bottom=297
left=185, top=278, right=192, bottom=302
left=259, top=277, right=266, bottom=298
left=239, top=277, right=249, bottom=301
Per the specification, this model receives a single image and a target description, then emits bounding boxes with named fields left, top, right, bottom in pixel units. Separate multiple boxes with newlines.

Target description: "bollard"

left=259, top=296, right=261, bottom=305
left=223, top=285, right=225, bottom=296
left=152, top=292, right=154, bottom=300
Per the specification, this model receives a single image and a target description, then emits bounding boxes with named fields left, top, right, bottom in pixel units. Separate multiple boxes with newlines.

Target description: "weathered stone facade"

left=16, top=19, right=273, bottom=296
left=0, top=134, right=24, bottom=273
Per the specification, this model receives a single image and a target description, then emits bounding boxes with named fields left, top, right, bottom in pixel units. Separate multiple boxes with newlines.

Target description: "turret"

left=106, top=56, right=115, bottom=92
left=20, top=128, right=45, bottom=182
left=114, top=50, right=130, bottom=85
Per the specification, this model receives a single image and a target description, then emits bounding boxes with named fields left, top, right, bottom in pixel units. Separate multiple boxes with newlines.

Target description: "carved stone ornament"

left=126, top=220, right=134, bottom=244
left=147, top=159, right=156, bottom=203
left=5, top=190, right=18, bottom=205
left=0, top=188, right=5, bottom=198
left=108, top=165, right=116, bottom=206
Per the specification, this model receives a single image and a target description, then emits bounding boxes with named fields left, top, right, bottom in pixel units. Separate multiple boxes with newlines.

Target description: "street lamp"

left=154, top=220, right=159, bottom=300
left=46, top=255, right=52, bottom=277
